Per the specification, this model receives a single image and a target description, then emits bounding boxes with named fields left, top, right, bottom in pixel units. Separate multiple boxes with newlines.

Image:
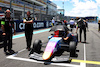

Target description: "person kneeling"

left=62, top=31, right=77, bottom=44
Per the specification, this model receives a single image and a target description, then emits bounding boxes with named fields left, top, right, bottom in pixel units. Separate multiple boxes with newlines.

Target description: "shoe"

left=4, top=51, right=11, bottom=55
left=84, top=41, right=86, bottom=43
left=84, top=40, right=86, bottom=43
left=8, top=50, right=15, bottom=54
left=27, top=48, right=31, bottom=51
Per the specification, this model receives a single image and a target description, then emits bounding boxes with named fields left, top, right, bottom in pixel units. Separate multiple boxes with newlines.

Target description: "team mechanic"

left=76, top=18, right=87, bottom=43
left=1, top=9, right=15, bottom=55
left=23, top=11, right=34, bottom=51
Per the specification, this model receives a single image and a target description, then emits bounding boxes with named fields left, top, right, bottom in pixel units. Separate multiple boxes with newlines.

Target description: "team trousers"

left=79, top=28, right=86, bottom=42
left=3, top=31, right=12, bottom=52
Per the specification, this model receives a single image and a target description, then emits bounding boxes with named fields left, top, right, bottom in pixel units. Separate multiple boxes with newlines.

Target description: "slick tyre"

left=69, top=41, right=76, bottom=57
left=33, top=40, right=42, bottom=53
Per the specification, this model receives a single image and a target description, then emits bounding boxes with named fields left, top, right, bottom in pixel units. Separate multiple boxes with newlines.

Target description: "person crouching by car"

left=62, top=31, right=77, bottom=45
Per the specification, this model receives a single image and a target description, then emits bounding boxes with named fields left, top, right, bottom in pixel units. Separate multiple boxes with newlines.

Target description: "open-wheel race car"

left=29, top=25, right=78, bottom=63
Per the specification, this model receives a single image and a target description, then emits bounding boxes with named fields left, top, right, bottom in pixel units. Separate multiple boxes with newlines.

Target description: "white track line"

left=7, top=56, right=80, bottom=67
left=6, top=45, right=81, bottom=67
left=6, top=42, right=87, bottom=67
left=84, top=43, right=86, bottom=61
left=80, top=43, right=86, bottom=67
left=18, top=49, right=26, bottom=53
left=6, top=48, right=81, bottom=67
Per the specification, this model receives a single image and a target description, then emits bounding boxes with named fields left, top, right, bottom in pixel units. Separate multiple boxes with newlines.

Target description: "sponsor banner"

left=14, top=20, right=53, bottom=32
left=0, top=20, right=57, bottom=33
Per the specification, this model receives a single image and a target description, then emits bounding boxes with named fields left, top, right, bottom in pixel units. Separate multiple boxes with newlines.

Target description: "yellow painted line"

left=72, top=59, right=100, bottom=65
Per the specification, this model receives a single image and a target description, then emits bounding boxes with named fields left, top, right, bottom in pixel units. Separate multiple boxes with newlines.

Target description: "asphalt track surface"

left=0, top=23, right=100, bottom=67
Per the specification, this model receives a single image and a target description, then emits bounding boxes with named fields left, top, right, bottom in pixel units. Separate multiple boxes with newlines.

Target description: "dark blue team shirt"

left=64, top=33, right=77, bottom=43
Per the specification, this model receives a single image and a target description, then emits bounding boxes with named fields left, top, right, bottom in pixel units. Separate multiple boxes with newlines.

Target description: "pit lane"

left=0, top=23, right=100, bottom=67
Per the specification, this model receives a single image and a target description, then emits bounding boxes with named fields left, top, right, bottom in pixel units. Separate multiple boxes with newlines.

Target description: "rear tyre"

left=32, top=40, right=42, bottom=53
left=69, top=41, right=76, bottom=57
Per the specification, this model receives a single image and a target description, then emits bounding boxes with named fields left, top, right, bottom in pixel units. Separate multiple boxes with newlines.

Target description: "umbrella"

left=49, top=25, right=69, bottom=32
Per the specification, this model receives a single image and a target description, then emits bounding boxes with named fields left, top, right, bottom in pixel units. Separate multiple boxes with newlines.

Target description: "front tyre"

left=33, top=40, right=42, bottom=53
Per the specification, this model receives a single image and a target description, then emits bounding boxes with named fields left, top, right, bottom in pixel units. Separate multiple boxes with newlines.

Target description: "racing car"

left=29, top=25, right=78, bottom=63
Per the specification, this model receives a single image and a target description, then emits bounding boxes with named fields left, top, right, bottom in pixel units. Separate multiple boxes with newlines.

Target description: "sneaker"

left=27, top=48, right=31, bottom=51
left=84, top=40, right=86, bottom=43
left=8, top=50, right=15, bottom=54
left=84, top=41, right=86, bottom=43
left=4, top=51, right=11, bottom=55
